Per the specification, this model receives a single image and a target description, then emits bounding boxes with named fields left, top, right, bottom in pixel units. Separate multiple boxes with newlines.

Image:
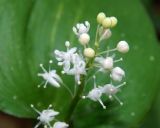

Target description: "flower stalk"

left=31, top=12, right=130, bottom=128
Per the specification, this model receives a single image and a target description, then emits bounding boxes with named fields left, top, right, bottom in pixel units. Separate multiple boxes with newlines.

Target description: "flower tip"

left=82, top=96, right=86, bottom=99
left=39, top=64, right=43, bottom=67
left=61, top=71, right=65, bottom=74
left=120, top=102, right=123, bottom=106
left=30, top=104, right=34, bottom=108
left=49, top=60, right=53, bottom=64
left=49, top=104, right=52, bottom=108
left=65, top=41, right=70, bottom=47
left=103, top=106, right=106, bottom=109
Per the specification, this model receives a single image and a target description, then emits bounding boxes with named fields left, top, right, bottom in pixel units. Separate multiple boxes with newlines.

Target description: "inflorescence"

left=31, top=12, right=129, bottom=128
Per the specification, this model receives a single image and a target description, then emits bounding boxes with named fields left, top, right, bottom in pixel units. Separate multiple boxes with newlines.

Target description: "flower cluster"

left=31, top=12, right=129, bottom=128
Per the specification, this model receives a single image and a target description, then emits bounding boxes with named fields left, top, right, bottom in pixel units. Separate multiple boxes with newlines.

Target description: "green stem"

left=65, top=75, right=85, bottom=123
left=64, top=25, right=101, bottom=125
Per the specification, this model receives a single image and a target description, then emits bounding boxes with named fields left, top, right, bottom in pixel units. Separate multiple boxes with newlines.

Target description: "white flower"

left=66, top=54, right=86, bottom=85
left=31, top=104, right=59, bottom=128
left=110, top=67, right=125, bottom=82
left=82, top=76, right=106, bottom=109
left=53, top=121, right=69, bottom=128
left=117, top=41, right=129, bottom=53
left=95, top=56, right=114, bottom=71
left=73, top=21, right=90, bottom=37
left=54, top=41, right=77, bottom=73
left=38, top=61, right=62, bottom=88
left=100, top=82, right=126, bottom=105
left=99, top=28, right=112, bottom=41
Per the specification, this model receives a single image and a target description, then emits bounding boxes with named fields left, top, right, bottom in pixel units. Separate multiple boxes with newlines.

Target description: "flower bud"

left=84, top=48, right=95, bottom=58
left=110, top=67, right=125, bottom=82
left=117, top=41, right=129, bottom=53
left=102, top=17, right=112, bottom=28
left=97, top=12, right=106, bottom=24
left=79, top=33, right=90, bottom=45
left=53, top=121, right=69, bottom=128
left=65, top=41, right=70, bottom=47
left=102, top=57, right=113, bottom=70
left=99, top=29, right=112, bottom=41
left=110, top=17, right=118, bottom=27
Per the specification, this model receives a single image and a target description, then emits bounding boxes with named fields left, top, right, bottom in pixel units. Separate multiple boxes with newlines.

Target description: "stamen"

left=39, top=64, right=48, bottom=73
left=37, top=81, right=45, bottom=88
left=82, top=96, right=86, bottom=99
left=61, top=71, right=65, bottom=74
left=116, top=82, right=126, bottom=89
left=98, top=99, right=106, bottom=109
left=31, top=104, right=41, bottom=114
left=65, top=41, right=70, bottom=48
left=34, top=121, right=42, bottom=128
left=43, top=81, right=48, bottom=88
left=49, top=60, right=53, bottom=64
left=48, top=104, right=52, bottom=109
left=113, top=95, right=123, bottom=106
left=114, top=58, right=123, bottom=63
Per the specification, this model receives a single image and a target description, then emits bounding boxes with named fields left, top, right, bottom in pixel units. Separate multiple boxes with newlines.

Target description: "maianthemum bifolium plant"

left=30, top=12, right=130, bottom=128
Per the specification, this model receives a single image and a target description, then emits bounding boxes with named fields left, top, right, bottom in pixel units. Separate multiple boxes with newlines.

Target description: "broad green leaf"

left=0, top=0, right=160, bottom=127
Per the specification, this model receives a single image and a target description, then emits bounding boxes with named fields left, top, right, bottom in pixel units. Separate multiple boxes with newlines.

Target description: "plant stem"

left=65, top=75, right=85, bottom=123
left=65, top=24, right=100, bottom=125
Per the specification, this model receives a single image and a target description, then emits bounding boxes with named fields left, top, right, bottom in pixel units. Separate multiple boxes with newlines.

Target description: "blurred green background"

left=0, top=0, right=160, bottom=128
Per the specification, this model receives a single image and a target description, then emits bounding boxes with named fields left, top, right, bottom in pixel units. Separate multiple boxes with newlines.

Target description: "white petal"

left=53, top=121, right=69, bottom=128
left=68, top=47, right=77, bottom=54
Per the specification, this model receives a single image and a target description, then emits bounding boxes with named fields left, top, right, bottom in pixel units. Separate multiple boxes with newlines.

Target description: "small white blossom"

left=117, top=41, right=129, bottom=53
left=79, top=33, right=90, bottom=45
left=100, top=82, right=126, bottom=105
left=66, top=54, right=86, bottom=85
left=53, top=121, right=69, bottom=128
left=82, top=76, right=106, bottom=109
left=54, top=41, right=77, bottom=73
left=31, top=104, right=59, bottom=128
left=95, top=56, right=114, bottom=71
left=73, top=21, right=90, bottom=37
left=110, top=67, right=125, bottom=82
left=38, top=61, right=62, bottom=88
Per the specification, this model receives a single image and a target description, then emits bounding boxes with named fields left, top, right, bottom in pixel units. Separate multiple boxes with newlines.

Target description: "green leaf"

left=0, top=0, right=160, bottom=127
